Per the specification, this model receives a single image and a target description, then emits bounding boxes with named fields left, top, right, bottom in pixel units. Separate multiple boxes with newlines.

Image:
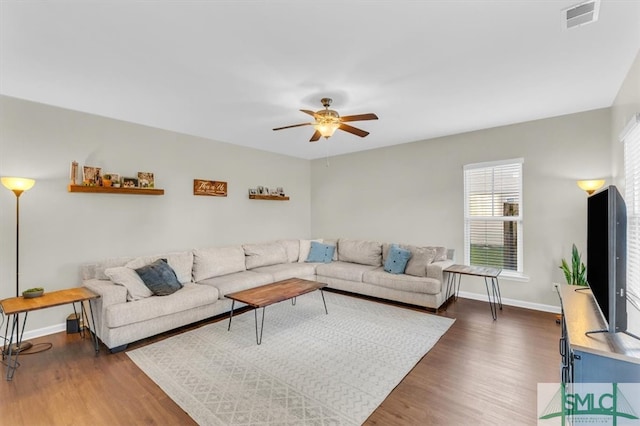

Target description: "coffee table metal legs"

left=319, top=289, right=328, bottom=314
left=255, top=307, right=266, bottom=345
left=227, top=291, right=329, bottom=345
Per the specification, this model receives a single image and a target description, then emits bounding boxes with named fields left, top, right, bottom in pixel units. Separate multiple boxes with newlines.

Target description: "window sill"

left=498, top=271, right=530, bottom=282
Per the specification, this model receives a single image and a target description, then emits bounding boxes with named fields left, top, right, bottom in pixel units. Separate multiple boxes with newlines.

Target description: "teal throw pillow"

left=384, top=244, right=412, bottom=274
left=306, top=241, right=336, bottom=263
left=135, top=258, right=183, bottom=296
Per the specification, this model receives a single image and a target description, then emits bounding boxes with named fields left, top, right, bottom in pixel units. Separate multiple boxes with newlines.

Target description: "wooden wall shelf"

left=249, top=195, right=289, bottom=201
left=68, top=185, right=164, bottom=195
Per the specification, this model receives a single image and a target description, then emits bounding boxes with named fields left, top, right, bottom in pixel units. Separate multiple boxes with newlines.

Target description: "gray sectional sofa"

left=82, top=238, right=454, bottom=351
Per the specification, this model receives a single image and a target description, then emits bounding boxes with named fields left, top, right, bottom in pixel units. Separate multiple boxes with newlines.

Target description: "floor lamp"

left=2, top=176, right=36, bottom=353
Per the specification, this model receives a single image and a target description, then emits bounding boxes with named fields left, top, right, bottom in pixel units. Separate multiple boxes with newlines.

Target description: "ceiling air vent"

left=563, top=0, right=600, bottom=30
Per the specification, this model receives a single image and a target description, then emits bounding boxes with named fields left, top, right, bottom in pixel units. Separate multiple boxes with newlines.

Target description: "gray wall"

left=0, top=96, right=311, bottom=332
left=311, top=108, right=612, bottom=309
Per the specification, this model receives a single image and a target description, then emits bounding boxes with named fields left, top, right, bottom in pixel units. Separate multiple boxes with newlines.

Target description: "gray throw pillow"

left=135, top=258, right=183, bottom=296
left=404, top=247, right=437, bottom=277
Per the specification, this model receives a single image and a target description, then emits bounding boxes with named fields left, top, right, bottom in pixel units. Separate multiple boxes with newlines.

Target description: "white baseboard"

left=457, top=290, right=561, bottom=314
left=2, top=322, right=67, bottom=343
left=11, top=294, right=562, bottom=341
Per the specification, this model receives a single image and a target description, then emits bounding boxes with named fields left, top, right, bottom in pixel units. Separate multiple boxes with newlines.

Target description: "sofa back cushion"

left=125, top=251, right=194, bottom=284
left=193, top=246, right=246, bottom=281
left=338, top=239, right=382, bottom=266
left=277, top=239, right=300, bottom=263
left=243, top=242, right=288, bottom=269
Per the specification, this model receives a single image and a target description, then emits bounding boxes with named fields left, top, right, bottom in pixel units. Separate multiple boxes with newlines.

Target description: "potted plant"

left=560, top=243, right=588, bottom=286
left=102, top=174, right=112, bottom=187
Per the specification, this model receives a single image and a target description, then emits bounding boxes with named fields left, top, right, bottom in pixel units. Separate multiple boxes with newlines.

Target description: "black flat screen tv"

left=586, top=185, right=627, bottom=334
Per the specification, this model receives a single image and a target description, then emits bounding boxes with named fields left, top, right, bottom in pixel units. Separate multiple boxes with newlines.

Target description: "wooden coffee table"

left=225, top=278, right=328, bottom=344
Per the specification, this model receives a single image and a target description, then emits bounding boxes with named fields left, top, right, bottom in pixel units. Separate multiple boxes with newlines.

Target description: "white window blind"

left=623, top=114, right=640, bottom=309
left=464, top=159, right=523, bottom=274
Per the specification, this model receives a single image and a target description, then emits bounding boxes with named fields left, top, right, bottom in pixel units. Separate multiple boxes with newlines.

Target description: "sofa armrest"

left=427, top=259, right=455, bottom=283
left=83, top=278, right=127, bottom=307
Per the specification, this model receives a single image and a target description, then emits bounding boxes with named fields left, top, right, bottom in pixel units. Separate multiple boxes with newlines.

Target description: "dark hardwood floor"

left=1, top=295, right=560, bottom=425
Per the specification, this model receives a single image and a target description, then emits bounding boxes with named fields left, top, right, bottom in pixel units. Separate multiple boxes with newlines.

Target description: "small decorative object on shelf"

left=138, top=172, right=154, bottom=188
left=194, top=179, right=227, bottom=196
left=122, top=177, right=139, bottom=188
left=70, top=161, right=78, bottom=185
left=22, top=287, right=44, bottom=298
left=83, top=166, right=101, bottom=186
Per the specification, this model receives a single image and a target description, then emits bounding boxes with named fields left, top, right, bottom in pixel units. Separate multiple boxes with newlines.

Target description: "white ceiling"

left=2, top=1, right=639, bottom=160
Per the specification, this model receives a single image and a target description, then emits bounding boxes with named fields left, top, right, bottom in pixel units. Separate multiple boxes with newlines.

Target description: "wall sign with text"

left=193, top=179, right=227, bottom=197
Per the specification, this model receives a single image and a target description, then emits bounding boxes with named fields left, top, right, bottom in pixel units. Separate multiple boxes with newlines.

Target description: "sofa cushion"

left=316, top=261, right=379, bottom=282
left=427, top=246, right=448, bottom=262
left=404, top=246, right=437, bottom=277
left=88, top=257, right=133, bottom=280
left=277, top=239, right=300, bottom=263
left=198, top=271, right=273, bottom=299
left=306, top=241, right=335, bottom=263
left=338, top=239, right=382, bottom=266
left=251, top=263, right=318, bottom=282
left=384, top=244, right=412, bottom=274
left=134, top=259, right=183, bottom=296
left=324, top=238, right=339, bottom=261
left=125, top=251, right=194, bottom=284
left=104, top=266, right=153, bottom=301
left=363, top=269, right=442, bottom=295
left=243, top=242, right=288, bottom=269
left=193, top=246, right=246, bottom=282
left=103, top=283, right=219, bottom=328
left=298, top=239, right=323, bottom=263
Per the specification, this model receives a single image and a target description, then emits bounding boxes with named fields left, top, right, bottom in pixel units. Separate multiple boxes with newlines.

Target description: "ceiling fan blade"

left=309, top=130, right=322, bottom=142
left=300, top=109, right=317, bottom=117
left=273, top=122, right=312, bottom=131
left=340, top=113, right=378, bottom=123
left=339, top=123, right=370, bottom=138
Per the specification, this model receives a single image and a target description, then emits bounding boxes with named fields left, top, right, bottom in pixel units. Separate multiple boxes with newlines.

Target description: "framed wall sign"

left=193, top=179, right=227, bottom=197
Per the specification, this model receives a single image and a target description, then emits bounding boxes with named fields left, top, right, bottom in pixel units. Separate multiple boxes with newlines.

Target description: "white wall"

left=610, top=51, right=640, bottom=334
left=0, top=96, right=311, bottom=332
left=311, top=108, right=612, bottom=308
left=611, top=51, right=640, bottom=189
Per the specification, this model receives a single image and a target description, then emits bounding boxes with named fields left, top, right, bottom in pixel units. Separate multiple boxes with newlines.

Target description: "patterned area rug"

left=127, top=291, right=455, bottom=425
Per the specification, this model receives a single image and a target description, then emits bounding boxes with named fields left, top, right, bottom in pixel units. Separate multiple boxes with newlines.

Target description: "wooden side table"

left=0, top=287, right=100, bottom=381
left=444, top=264, right=502, bottom=320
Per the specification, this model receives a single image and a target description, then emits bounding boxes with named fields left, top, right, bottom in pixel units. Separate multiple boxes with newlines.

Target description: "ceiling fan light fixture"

left=314, top=120, right=340, bottom=138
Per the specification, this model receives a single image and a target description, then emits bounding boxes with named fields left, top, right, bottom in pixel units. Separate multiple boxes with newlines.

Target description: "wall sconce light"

left=577, top=179, right=605, bottom=195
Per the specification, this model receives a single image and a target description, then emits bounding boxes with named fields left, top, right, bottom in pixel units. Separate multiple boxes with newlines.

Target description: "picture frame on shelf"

left=257, top=186, right=265, bottom=195
left=248, top=188, right=257, bottom=195
left=82, top=166, right=101, bottom=186
left=138, top=172, right=154, bottom=188
left=105, top=173, right=120, bottom=187
left=276, top=187, right=284, bottom=196
left=122, top=177, right=139, bottom=188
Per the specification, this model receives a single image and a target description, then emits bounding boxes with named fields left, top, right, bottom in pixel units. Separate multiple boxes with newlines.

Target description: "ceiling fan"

left=273, top=98, right=378, bottom=142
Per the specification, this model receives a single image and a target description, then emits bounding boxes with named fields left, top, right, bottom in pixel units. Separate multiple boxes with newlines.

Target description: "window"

left=622, top=114, right=640, bottom=311
left=464, top=158, right=523, bottom=275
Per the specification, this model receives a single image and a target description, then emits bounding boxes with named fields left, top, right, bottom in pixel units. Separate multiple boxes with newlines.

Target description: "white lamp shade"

left=1, top=177, right=36, bottom=192
left=577, top=179, right=605, bottom=195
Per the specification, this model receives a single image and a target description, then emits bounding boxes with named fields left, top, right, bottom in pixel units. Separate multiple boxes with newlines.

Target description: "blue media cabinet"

left=558, top=284, right=640, bottom=383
